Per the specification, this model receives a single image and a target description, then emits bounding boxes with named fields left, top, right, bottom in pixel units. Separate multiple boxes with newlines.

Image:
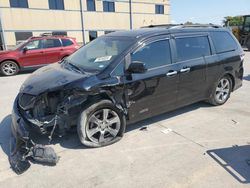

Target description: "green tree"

left=223, top=16, right=243, bottom=26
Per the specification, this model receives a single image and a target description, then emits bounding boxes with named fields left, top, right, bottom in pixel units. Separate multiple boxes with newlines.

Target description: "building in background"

left=0, top=0, right=170, bottom=49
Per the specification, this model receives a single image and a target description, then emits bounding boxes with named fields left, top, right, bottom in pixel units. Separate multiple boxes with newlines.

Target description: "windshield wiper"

left=64, top=60, right=84, bottom=74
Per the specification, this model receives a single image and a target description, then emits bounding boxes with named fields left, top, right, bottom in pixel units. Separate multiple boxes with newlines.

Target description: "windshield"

left=13, top=40, right=28, bottom=50
left=66, top=37, right=133, bottom=73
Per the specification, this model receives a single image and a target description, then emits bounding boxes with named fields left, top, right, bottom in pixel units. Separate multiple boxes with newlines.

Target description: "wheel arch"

left=82, top=92, right=127, bottom=117
left=223, top=73, right=235, bottom=91
left=0, top=59, right=20, bottom=68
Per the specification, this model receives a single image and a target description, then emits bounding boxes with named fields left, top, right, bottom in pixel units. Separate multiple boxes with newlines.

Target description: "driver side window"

left=131, top=39, right=171, bottom=70
left=24, top=40, right=42, bottom=50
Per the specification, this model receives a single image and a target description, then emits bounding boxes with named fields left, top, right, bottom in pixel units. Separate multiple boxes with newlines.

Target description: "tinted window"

left=155, top=5, right=164, bottom=14
left=89, top=31, right=97, bottom=41
left=132, top=40, right=171, bottom=69
left=176, top=36, right=211, bottom=62
left=103, top=1, right=115, bottom=12
left=44, top=39, right=62, bottom=48
left=210, top=31, right=237, bottom=54
left=15, top=32, right=33, bottom=41
left=62, top=39, right=73, bottom=46
left=87, top=0, right=96, bottom=11
left=24, top=40, right=42, bottom=50
left=10, top=0, right=28, bottom=8
left=48, top=0, right=64, bottom=10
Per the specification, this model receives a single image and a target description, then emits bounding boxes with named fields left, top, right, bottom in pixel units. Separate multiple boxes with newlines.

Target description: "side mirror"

left=127, top=61, right=147, bottom=74
left=22, top=47, right=28, bottom=53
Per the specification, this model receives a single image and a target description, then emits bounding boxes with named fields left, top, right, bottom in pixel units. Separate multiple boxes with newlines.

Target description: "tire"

left=77, top=100, right=126, bottom=148
left=208, top=76, right=232, bottom=106
left=0, top=61, right=19, bottom=76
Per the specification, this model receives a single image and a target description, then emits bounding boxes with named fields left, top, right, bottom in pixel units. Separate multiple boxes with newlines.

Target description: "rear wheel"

left=208, top=76, right=232, bottom=106
left=0, top=61, right=19, bottom=76
left=77, top=100, right=126, bottom=147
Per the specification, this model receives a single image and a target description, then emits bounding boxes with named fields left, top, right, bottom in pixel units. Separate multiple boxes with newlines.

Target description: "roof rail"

left=142, top=24, right=179, bottom=29
left=142, top=24, right=222, bottom=29
left=39, top=32, right=68, bottom=37
left=40, top=33, right=53, bottom=37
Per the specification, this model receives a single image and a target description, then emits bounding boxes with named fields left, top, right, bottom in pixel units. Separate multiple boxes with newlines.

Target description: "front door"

left=173, top=34, right=211, bottom=106
left=19, top=39, right=45, bottom=67
left=124, top=37, right=179, bottom=123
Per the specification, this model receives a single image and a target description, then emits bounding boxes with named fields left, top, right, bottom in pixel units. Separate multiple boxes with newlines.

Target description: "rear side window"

left=131, top=40, right=171, bottom=69
left=210, top=31, right=237, bottom=54
left=175, top=36, right=211, bottom=62
left=44, top=39, right=62, bottom=48
left=62, top=39, right=73, bottom=46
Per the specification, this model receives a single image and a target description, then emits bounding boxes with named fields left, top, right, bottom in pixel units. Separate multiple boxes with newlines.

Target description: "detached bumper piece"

left=10, top=98, right=59, bottom=175
left=10, top=137, right=59, bottom=174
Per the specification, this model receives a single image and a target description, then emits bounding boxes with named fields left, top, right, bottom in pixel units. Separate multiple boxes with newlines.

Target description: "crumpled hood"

left=20, top=63, right=90, bottom=95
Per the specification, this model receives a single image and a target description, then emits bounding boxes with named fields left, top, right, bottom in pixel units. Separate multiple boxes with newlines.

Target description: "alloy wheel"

left=215, top=78, right=230, bottom=103
left=86, top=108, right=121, bottom=144
left=2, top=61, right=18, bottom=76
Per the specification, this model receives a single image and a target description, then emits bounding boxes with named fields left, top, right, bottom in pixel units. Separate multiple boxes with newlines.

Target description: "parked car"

left=0, top=35, right=79, bottom=76
left=11, top=25, right=244, bottom=154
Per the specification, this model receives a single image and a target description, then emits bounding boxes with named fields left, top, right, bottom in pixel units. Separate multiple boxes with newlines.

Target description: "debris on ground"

left=139, top=126, right=148, bottom=131
left=231, top=119, right=239, bottom=124
left=9, top=136, right=59, bottom=175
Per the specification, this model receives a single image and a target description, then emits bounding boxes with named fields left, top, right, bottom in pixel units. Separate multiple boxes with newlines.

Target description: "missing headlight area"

left=10, top=84, right=127, bottom=174
left=19, top=90, right=87, bottom=137
left=10, top=90, right=89, bottom=174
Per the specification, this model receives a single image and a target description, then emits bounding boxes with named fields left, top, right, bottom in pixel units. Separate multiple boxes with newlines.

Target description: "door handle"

left=180, top=67, right=190, bottom=73
left=166, top=71, right=178, bottom=77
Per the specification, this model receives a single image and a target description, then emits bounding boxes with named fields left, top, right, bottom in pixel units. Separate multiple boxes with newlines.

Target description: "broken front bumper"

left=11, top=96, right=30, bottom=142
left=10, top=96, right=59, bottom=174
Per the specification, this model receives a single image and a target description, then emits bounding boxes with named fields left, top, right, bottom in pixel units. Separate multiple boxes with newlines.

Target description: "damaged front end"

left=9, top=59, right=128, bottom=174
left=10, top=89, right=87, bottom=174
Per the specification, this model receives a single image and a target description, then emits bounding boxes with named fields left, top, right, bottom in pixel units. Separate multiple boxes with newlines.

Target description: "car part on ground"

left=10, top=129, right=59, bottom=175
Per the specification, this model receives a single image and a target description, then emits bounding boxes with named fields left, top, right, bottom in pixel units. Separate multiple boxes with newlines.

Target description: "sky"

left=170, top=0, right=250, bottom=25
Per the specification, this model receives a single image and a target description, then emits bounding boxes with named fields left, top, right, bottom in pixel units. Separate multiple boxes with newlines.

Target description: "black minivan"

left=11, top=25, right=244, bottom=150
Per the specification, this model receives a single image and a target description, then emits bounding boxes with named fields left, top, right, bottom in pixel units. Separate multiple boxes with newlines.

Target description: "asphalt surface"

left=0, top=52, right=250, bottom=188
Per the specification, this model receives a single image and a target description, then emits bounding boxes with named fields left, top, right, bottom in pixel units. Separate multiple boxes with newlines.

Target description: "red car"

left=0, top=36, right=80, bottom=76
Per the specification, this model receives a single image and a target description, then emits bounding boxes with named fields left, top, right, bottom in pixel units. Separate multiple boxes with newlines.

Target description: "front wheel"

left=208, top=76, right=232, bottom=106
left=77, top=100, right=126, bottom=147
left=0, top=61, right=19, bottom=76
